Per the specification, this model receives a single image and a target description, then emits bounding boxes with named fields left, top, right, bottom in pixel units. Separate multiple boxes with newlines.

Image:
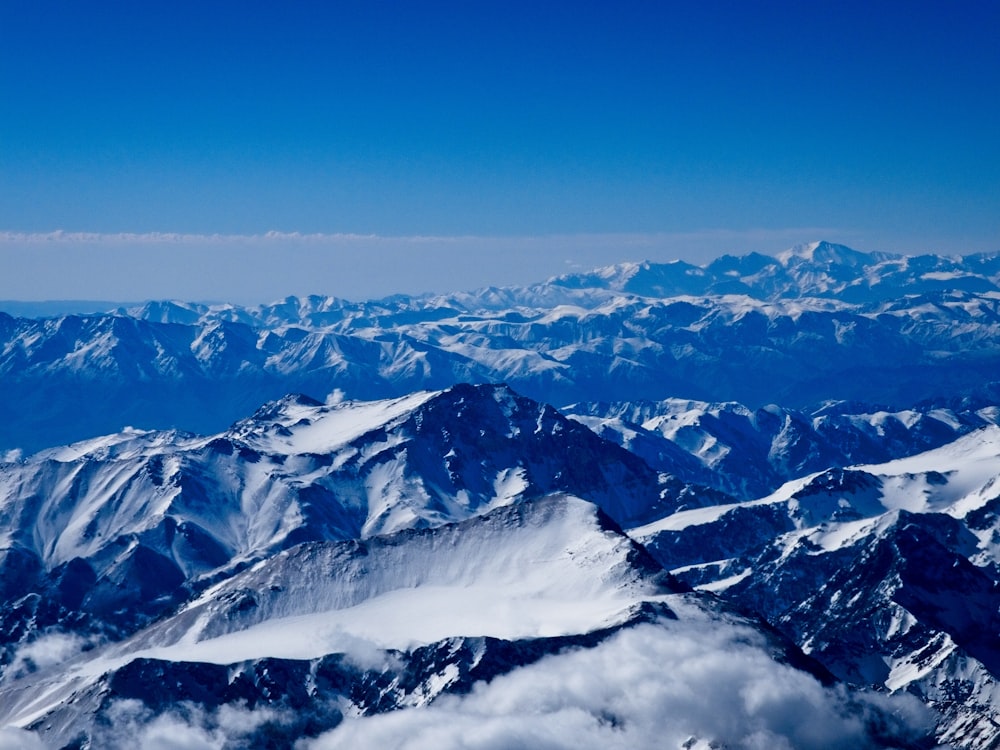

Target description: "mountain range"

left=1, top=241, right=999, bottom=748
left=4, top=241, right=1000, bottom=455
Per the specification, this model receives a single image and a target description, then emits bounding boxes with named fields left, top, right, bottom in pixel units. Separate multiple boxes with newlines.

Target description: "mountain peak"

left=778, top=241, right=862, bottom=265
left=776, top=241, right=902, bottom=268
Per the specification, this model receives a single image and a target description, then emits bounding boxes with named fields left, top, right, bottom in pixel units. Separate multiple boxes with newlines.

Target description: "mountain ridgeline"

left=3, top=241, right=1000, bottom=454
left=2, top=241, right=999, bottom=748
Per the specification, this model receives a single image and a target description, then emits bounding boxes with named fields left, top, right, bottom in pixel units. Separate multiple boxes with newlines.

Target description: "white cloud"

left=0, top=727, right=46, bottom=750
left=6, top=631, right=91, bottom=680
left=0, top=231, right=382, bottom=245
left=0, top=619, right=933, bottom=749
left=91, top=699, right=293, bottom=750
left=0, top=228, right=843, bottom=248
left=302, top=620, right=934, bottom=750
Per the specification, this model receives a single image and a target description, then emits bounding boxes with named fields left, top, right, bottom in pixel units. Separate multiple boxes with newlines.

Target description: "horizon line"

left=0, top=227, right=847, bottom=249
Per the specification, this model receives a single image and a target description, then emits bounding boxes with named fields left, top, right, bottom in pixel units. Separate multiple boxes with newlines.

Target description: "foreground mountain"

left=0, top=388, right=934, bottom=747
left=632, top=427, right=1000, bottom=747
left=4, top=242, right=1000, bottom=453
left=3, top=241, right=1000, bottom=747
left=0, top=495, right=672, bottom=744
left=0, top=383, right=694, bottom=656
left=0, top=491, right=933, bottom=749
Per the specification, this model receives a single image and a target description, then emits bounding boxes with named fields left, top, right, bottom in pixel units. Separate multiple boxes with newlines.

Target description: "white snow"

left=249, top=391, right=438, bottom=455
left=629, top=473, right=818, bottom=537
left=492, top=466, right=528, bottom=505
left=87, top=581, right=647, bottom=669
left=885, top=632, right=957, bottom=691
left=921, top=271, right=976, bottom=281
left=635, top=426, right=1000, bottom=547
left=0, top=496, right=674, bottom=729
left=695, top=568, right=751, bottom=592
left=855, top=425, right=1000, bottom=517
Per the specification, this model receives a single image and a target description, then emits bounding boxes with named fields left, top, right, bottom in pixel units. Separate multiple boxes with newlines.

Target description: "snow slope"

left=632, top=426, right=1000, bottom=747
left=0, top=497, right=932, bottom=750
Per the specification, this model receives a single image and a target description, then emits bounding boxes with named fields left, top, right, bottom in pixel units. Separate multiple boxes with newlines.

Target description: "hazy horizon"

left=2, top=232, right=998, bottom=305
left=2, top=2, right=997, bottom=302
left=0, top=230, right=850, bottom=304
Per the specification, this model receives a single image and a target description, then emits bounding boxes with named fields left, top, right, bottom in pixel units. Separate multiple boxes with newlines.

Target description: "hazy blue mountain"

left=0, top=300, right=132, bottom=318
left=4, top=242, right=1000, bottom=454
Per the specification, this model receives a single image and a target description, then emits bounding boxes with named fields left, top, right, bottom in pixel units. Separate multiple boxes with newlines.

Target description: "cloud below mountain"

left=2, top=618, right=929, bottom=749
left=305, top=620, right=932, bottom=750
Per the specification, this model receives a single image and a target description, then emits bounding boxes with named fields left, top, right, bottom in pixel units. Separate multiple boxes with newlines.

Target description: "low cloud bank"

left=5, top=631, right=90, bottom=680
left=303, top=620, right=935, bottom=750
left=94, top=700, right=294, bottom=750
left=0, top=618, right=937, bottom=749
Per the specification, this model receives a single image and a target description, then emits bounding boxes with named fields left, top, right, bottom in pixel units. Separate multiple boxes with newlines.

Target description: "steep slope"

left=0, top=497, right=932, bottom=750
left=631, top=427, right=1000, bottom=747
left=0, top=384, right=692, bottom=663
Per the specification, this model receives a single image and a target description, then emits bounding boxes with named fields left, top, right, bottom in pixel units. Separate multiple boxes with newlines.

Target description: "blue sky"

left=1, top=1, right=998, bottom=301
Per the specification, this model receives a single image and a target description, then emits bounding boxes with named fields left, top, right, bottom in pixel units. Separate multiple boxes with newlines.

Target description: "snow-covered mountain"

left=567, top=397, right=1000, bottom=499
left=548, top=241, right=1000, bottom=303
left=0, top=385, right=930, bottom=748
left=0, top=381, right=946, bottom=748
left=3, top=241, right=1000, bottom=747
left=0, top=384, right=692, bottom=650
left=0, top=387, right=967, bottom=748
left=0, top=490, right=932, bottom=750
left=121, top=240, right=1000, bottom=317
left=632, top=427, right=1000, bottom=747
left=3, top=242, right=1000, bottom=454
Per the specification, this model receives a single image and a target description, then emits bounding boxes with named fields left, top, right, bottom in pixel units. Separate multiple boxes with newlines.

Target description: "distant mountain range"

left=3, top=241, right=1000, bottom=454
left=2, top=241, right=999, bottom=747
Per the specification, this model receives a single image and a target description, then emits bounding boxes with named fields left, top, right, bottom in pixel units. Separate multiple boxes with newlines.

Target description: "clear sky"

left=1, top=1, right=998, bottom=302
